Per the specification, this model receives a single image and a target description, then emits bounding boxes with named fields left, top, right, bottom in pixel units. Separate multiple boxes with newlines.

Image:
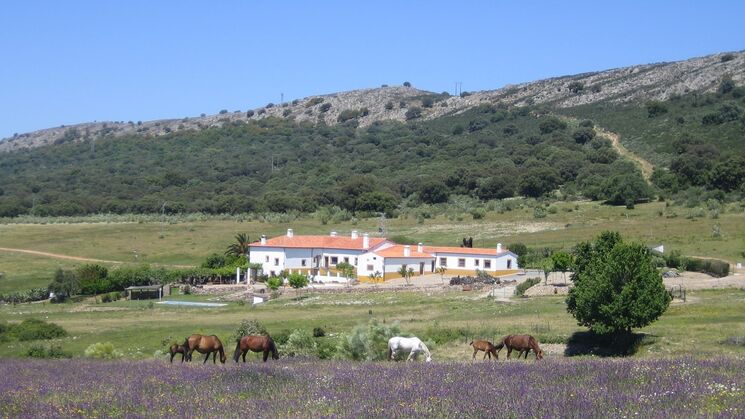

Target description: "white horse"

left=388, top=336, right=432, bottom=362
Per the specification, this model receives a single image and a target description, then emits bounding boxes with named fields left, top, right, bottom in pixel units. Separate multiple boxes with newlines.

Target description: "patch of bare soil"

left=664, top=271, right=745, bottom=290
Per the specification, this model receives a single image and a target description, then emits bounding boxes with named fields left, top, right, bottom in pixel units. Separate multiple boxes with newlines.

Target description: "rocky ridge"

left=1, top=50, right=742, bottom=152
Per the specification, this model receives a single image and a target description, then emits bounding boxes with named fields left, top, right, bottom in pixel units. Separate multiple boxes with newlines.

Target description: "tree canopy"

left=566, top=232, right=671, bottom=335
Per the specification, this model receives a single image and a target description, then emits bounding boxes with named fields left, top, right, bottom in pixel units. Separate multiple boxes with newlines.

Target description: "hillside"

left=1, top=51, right=743, bottom=153
left=0, top=51, right=743, bottom=217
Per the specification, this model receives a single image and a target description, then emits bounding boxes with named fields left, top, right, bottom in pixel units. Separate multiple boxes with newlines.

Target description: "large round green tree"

left=566, top=231, right=671, bottom=335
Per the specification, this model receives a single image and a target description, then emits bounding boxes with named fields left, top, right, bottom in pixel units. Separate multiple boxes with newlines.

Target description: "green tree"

left=225, top=233, right=250, bottom=258
left=76, top=264, right=109, bottom=295
left=550, top=251, right=573, bottom=285
left=336, top=262, right=356, bottom=285
left=566, top=232, right=671, bottom=336
left=369, top=271, right=383, bottom=286
left=418, top=180, right=449, bottom=204
left=48, top=269, right=79, bottom=302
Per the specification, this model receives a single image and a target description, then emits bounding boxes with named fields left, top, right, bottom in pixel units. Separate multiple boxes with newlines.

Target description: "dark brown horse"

left=169, top=342, right=188, bottom=363
left=500, top=334, right=543, bottom=360
left=185, top=334, right=227, bottom=364
left=469, top=340, right=501, bottom=360
left=233, top=335, right=279, bottom=363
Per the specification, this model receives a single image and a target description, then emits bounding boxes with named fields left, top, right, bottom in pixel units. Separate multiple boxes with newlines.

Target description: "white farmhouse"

left=249, top=229, right=519, bottom=282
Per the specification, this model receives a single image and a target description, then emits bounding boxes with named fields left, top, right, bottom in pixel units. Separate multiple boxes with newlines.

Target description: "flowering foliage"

left=1, top=357, right=743, bottom=417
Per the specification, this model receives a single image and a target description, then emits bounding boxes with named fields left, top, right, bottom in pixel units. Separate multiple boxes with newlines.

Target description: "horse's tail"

left=268, top=336, right=279, bottom=359
left=232, top=339, right=241, bottom=362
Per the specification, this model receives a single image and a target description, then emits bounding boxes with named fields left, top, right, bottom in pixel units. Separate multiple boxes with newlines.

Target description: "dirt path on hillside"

left=595, top=128, right=655, bottom=181
left=0, top=247, right=194, bottom=268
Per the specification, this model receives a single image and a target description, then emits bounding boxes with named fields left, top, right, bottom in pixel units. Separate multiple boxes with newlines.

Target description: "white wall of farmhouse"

left=434, top=252, right=518, bottom=271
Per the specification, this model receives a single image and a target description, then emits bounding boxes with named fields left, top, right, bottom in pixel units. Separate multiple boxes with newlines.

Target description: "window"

left=344, top=257, right=349, bottom=264
left=367, top=264, right=374, bottom=271
left=301, top=259, right=307, bottom=267
left=274, top=258, right=280, bottom=266
left=458, top=258, right=466, bottom=268
left=354, top=258, right=358, bottom=266
left=507, top=259, right=512, bottom=269
left=270, top=271, right=275, bottom=277
left=484, top=260, right=492, bottom=269
left=474, top=259, right=480, bottom=267
left=265, top=255, right=269, bottom=263
left=440, top=257, right=447, bottom=267
left=331, top=256, right=338, bottom=265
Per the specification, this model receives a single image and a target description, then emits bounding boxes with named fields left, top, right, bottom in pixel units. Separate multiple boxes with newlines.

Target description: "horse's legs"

left=203, top=352, right=209, bottom=364
left=483, top=351, right=488, bottom=360
left=263, top=350, right=269, bottom=362
left=406, top=350, right=415, bottom=362
left=242, top=350, right=247, bottom=363
left=180, top=352, right=185, bottom=363
left=170, top=352, right=175, bottom=363
left=472, top=349, right=478, bottom=359
left=506, top=348, right=512, bottom=359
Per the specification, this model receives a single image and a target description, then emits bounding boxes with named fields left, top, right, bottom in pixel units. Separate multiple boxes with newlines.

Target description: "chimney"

left=260, top=235, right=267, bottom=245
left=363, top=233, right=370, bottom=249
left=351, top=230, right=358, bottom=239
left=404, top=245, right=411, bottom=257
left=417, top=242, right=423, bottom=253
left=330, top=231, right=337, bottom=237
left=497, top=243, right=502, bottom=253
left=287, top=228, right=294, bottom=238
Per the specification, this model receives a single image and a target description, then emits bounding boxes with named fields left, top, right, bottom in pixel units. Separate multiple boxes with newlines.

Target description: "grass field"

left=1, top=287, right=744, bottom=360
left=0, top=200, right=743, bottom=294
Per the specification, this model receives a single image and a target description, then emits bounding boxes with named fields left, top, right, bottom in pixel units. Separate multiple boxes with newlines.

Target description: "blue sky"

left=1, top=1, right=744, bottom=138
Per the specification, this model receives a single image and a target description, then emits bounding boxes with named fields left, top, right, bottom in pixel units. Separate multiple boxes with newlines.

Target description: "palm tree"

left=370, top=271, right=383, bottom=287
left=225, top=233, right=250, bottom=258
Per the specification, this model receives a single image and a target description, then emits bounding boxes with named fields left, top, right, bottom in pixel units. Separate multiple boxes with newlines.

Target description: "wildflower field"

left=2, top=357, right=743, bottom=417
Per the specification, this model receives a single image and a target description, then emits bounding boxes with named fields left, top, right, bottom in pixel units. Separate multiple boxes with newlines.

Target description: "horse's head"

left=425, top=355, right=432, bottom=363
left=220, top=351, right=227, bottom=364
left=536, top=349, right=544, bottom=360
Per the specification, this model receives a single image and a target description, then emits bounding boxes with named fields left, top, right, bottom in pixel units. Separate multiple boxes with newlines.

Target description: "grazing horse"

left=388, top=336, right=432, bottom=362
left=470, top=340, right=501, bottom=360
left=169, top=342, right=188, bottom=363
left=500, top=334, right=543, bottom=360
left=233, top=335, right=279, bottom=363
left=185, top=334, right=227, bottom=364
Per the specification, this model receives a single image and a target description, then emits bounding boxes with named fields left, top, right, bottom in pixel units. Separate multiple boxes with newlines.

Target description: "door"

left=324, top=256, right=329, bottom=268
left=431, top=261, right=435, bottom=272
left=419, top=262, right=425, bottom=275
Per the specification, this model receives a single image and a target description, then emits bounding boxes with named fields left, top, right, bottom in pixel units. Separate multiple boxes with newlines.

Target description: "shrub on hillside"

left=539, top=117, right=567, bottom=134
left=232, top=319, right=268, bottom=342
left=646, top=101, right=668, bottom=118
left=405, top=107, right=422, bottom=120
left=26, top=344, right=71, bottom=359
left=9, top=319, right=67, bottom=341
left=515, top=277, right=541, bottom=297
left=283, top=329, right=317, bottom=357
left=336, top=318, right=401, bottom=361
left=84, top=342, right=123, bottom=359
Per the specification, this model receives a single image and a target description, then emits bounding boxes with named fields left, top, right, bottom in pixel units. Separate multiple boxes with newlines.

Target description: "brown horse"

left=185, top=334, right=227, bottom=364
left=469, top=340, right=501, bottom=360
left=169, top=342, right=188, bottom=363
left=233, top=335, right=279, bottom=362
left=500, top=334, right=543, bottom=360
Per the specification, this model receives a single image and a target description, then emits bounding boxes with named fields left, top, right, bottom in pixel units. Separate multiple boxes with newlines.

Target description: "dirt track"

left=0, top=247, right=194, bottom=268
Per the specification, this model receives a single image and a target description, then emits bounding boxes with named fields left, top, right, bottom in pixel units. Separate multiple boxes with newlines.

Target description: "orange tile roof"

left=423, top=246, right=510, bottom=256
left=250, top=235, right=388, bottom=250
left=373, top=245, right=433, bottom=258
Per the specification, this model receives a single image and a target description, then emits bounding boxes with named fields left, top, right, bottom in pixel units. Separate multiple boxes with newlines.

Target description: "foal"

left=469, top=340, right=501, bottom=360
left=169, top=342, right=188, bottom=363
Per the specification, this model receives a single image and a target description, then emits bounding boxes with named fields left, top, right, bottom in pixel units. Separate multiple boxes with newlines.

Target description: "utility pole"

left=281, top=93, right=284, bottom=107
